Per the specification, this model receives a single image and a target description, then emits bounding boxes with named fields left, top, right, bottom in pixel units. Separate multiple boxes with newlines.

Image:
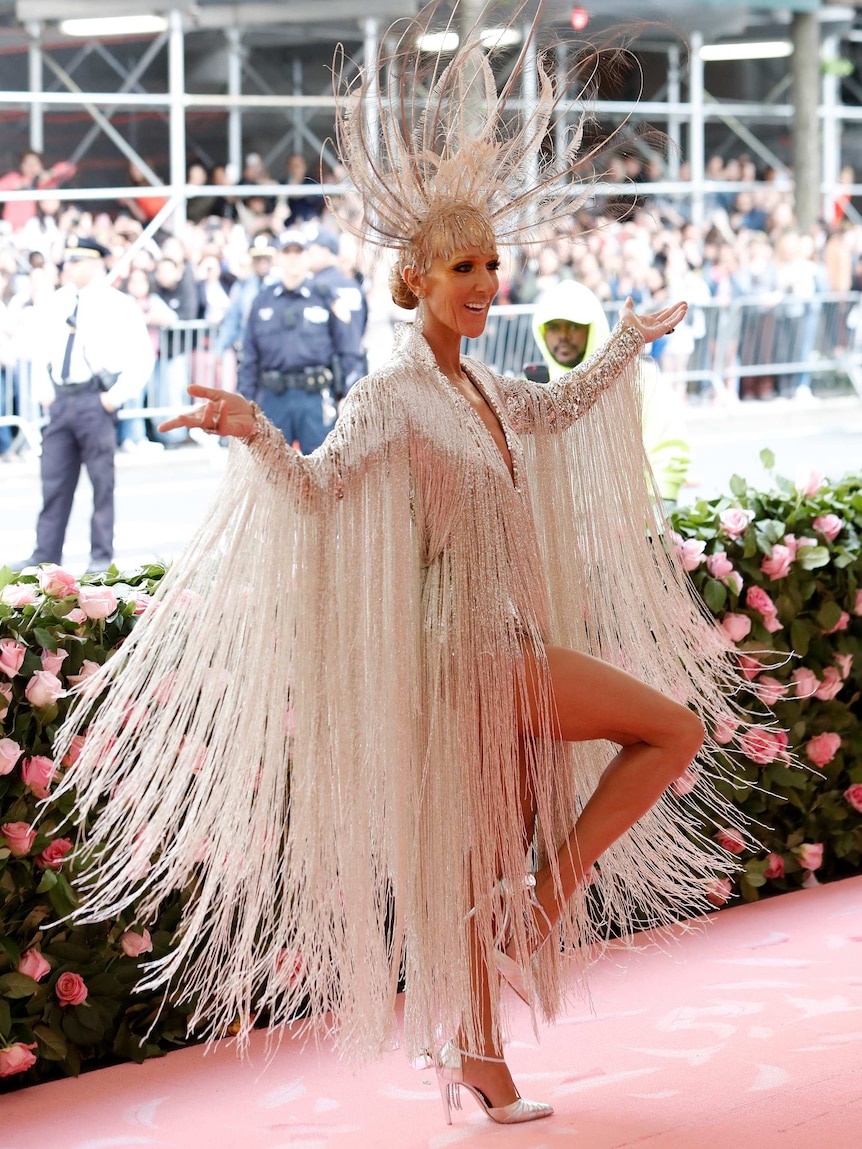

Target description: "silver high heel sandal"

left=435, top=1040, right=554, bottom=1125
left=491, top=874, right=554, bottom=1006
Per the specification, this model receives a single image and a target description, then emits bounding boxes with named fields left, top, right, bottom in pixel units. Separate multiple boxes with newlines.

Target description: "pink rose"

left=794, top=467, right=825, bottom=498
left=677, top=538, right=706, bottom=571
left=745, top=585, right=778, bottom=621
left=37, top=564, right=78, bottom=597
left=713, top=716, right=739, bottom=745
left=35, top=837, right=72, bottom=871
left=834, top=653, right=853, bottom=679
left=672, top=768, right=697, bottom=796
left=39, top=648, right=68, bottom=677
left=62, top=733, right=87, bottom=768
left=65, top=608, right=87, bottom=624
left=720, top=613, right=752, bottom=643
left=66, top=659, right=102, bottom=694
left=0, top=1042, right=38, bottom=1077
left=805, top=732, right=841, bottom=767
left=706, top=877, right=733, bottom=907
left=783, top=534, right=799, bottom=560
left=21, top=754, right=56, bottom=798
left=843, top=784, right=862, bottom=814
left=812, top=514, right=843, bottom=542
left=855, top=589, right=862, bottom=616
left=719, top=508, right=752, bottom=538
left=55, top=971, right=88, bottom=1007
left=737, top=654, right=763, bottom=681
left=823, top=610, right=850, bottom=636
left=764, top=852, right=785, bottom=879
left=120, top=928, right=153, bottom=957
left=77, top=585, right=118, bottom=620
left=814, top=666, right=844, bottom=701
left=24, top=671, right=64, bottom=709
left=795, top=842, right=824, bottom=871
left=133, top=592, right=152, bottom=615
left=725, top=571, right=743, bottom=596
left=0, top=683, right=10, bottom=718
left=762, top=614, right=783, bottom=633
left=792, top=667, right=819, bottom=698
left=740, top=728, right=781, bottom=765
left=1, top=583, right=37, bottom=607
left=151, top=671, right=178, bottom=705
left=17, top=949, right=51, bottom=982
left=796, top=536, right=818, bottom=551
left=760, top=544, right=793, bottom=581
left=0, top=738, right=22, bottom=775
left=707, top=551, right=734, bottom=579
left=0, top=639, right=27, bottom=678
left=715, top=827, right=746, bottom=854
left=757, top=676, right=787, bottom=706
left=1, top=821, right=36, bottom=856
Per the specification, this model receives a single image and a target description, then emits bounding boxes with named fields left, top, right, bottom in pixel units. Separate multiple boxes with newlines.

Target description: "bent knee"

left=653, top=706, right=704, bottom=779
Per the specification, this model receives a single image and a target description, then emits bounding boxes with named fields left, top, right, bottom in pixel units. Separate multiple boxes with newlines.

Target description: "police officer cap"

left=64, top=234, right=110, bottom=260
left=278, top=229, right=308, bottom=251
left=308, top=227, right=340, bottom=255
left=249, top=233, right=278, bottom=258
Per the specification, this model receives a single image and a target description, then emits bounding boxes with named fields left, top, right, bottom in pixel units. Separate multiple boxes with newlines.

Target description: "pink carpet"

left=4, top=877, right=861, bottom=1148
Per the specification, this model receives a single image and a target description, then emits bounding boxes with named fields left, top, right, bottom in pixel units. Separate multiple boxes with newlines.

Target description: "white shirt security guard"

left=16, top=236, right=155, bottom=573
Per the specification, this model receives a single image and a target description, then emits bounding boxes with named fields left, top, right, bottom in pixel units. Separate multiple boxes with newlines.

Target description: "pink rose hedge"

left=671, top=458, right=861, bottom=907
left=0, top=562, right=192, bottom=1092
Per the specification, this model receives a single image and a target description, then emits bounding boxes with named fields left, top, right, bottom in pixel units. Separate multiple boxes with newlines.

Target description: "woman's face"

left=411, top=244, right=499, bottom=341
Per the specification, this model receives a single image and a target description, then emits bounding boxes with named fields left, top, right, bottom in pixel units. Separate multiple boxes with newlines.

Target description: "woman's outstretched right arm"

left=158, top=381, right=393, bottom=508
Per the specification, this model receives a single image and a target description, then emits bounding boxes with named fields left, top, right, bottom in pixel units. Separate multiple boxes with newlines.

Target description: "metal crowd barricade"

left=462, top=292, right=862, bottom=400
left=3, top=296, right=861, bottom=456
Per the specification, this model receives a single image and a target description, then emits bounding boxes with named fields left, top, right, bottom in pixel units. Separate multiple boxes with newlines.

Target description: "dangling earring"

left=414, top=296, right=426, bottom=333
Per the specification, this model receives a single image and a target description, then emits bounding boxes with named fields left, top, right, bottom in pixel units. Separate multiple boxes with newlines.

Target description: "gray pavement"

left=2, top=395, right=861, bottom=577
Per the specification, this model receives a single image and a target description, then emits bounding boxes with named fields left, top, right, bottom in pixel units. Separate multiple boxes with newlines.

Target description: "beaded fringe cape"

left=53, top=320, right=752, bottom=1062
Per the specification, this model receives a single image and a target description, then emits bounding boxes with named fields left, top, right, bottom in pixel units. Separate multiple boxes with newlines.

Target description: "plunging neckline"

left=442, top=361, right=519, bottom=491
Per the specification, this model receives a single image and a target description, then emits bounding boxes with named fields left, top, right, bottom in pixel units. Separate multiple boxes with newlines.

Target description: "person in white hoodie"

left=531, top=279, right=692, bottom=507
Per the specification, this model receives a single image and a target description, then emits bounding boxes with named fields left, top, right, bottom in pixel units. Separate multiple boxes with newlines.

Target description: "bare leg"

left=519, top=644, right=704, bottom=944
left=458, top=646, right=702, bottom=1107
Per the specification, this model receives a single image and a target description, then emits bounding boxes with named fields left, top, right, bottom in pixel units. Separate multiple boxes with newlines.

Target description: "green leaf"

left=33, top=627, right=58, bottom=653
left=760, top=447, right=775, bottom=470
left=37, top=869, right=59, bottom=894
left=797, top=545, right=830, bottom=570
left=34, top=1023, right=68, bottom=1061
left=816, top=601, right=842, bottom=631
left=0, top=998, right=11, bottom=1037
left=0, top=971, right=39, bottom=998
left=790, top=618, right=813, bottom=659
left=730, top=475, right=747, bottom=498
left=703, top=578, right=728, bottom=613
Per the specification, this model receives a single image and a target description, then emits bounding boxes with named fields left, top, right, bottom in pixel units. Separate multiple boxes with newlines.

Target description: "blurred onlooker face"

left=199, top=255, right=222, bottom=281
left=155, top=258, right=181, bottom=289
left=125, top=267, right=152, bottom=300
left=131, top=249, right=156, bottom=273
left=64, top=255, right=102, bottom=290
left=160, top=237, right=186, bottom=266
left=278, top=243, right=308, bottom=288
left=188, top=163, right=208, bottom=186
left=286, top=154, right=308, bottom=183
left=20, top=151, right=43, bottom=180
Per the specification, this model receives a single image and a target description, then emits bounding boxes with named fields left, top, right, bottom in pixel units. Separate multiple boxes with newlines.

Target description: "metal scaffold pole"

left=227, top=26, right=243, bottom=177
left=27, top=20, right=43, bottom=153
left=169, top=7, right=186, bottom=228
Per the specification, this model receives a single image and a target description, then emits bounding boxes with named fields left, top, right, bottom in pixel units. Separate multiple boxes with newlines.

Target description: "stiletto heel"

left=434, top=1041, right=553, bottom=1124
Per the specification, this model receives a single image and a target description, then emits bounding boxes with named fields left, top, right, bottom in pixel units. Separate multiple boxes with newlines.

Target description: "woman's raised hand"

left=157, top=384, right=256, bottom=439
left=619, top=296, right=688, bottom=344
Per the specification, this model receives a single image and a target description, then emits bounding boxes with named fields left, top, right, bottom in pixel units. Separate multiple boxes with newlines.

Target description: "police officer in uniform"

left=238, top=229, right=364, bottom=453
left=306, top=226, right=369, bottom=389
left=214, top=231, right=280, bottom=357
left=17, top=236, right=155, bottom=571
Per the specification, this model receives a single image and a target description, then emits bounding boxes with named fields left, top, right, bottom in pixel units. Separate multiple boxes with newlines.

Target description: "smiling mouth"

left=465, top=302, right=489, bottom=312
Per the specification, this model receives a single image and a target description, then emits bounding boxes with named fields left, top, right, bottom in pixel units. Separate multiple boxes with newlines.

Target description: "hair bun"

left=389, top=265, right=418, bottom=310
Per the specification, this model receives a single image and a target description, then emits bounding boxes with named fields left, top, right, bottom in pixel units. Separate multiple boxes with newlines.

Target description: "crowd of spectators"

left=1, top=145, right=861, bottom=460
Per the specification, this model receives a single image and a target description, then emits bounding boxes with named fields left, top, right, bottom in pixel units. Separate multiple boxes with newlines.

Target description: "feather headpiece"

left=332, top=0, right=634, bottom=271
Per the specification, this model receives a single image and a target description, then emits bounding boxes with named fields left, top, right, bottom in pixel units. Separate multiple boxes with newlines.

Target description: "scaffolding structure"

left=0, top=0, right=860, bottom=231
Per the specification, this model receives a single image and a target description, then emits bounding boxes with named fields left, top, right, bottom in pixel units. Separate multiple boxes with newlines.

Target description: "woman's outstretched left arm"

left=501, top=298, right=688, bottom=432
